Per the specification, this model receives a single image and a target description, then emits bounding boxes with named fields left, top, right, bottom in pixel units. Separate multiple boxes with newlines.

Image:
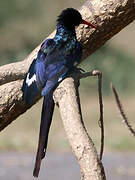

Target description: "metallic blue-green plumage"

left=22, top=8, right=83, bottom=178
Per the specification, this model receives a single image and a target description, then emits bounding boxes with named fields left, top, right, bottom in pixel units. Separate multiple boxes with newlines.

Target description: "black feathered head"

left=57, top=8, right=82, bottom=29
left=57, top=8, right=96, bottom=30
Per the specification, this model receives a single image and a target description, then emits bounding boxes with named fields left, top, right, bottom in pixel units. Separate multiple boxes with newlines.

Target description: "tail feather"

left=33, top=91, right=54, bottom=177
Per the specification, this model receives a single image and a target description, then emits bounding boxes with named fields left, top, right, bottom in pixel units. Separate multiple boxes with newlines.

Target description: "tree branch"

left=1, top=0, right=134, bottom=179
left=53, top=77, right=106, bottom=180
left=0, top=0, right=135, bottom=130
left=75, top=69, right=104, bottom=160
left=111, top=84, right=135, bottom=136
left=0, top=80, right=24, bottom=130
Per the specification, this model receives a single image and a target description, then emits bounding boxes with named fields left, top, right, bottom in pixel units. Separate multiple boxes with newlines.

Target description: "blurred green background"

left=0, top=0, right=135, bottom=153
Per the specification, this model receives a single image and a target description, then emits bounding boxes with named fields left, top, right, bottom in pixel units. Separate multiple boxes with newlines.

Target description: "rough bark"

left=53, top=77, right=106, bottom=180
left=0, top=80, right=41, bottom=131
left=0, top=0, right=134, bottom=179
left=0, top=0, right=135, bottom=129
left=0, top=0, right=135, bottom=138
left=79, top=0, right=135, bottom=59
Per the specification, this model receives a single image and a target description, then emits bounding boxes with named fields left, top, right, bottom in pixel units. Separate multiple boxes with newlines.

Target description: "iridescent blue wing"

left=35, top=39, right=68, bottom=96
left=35, top=39, right=55, bottom=89
left=22, top=39, right=51, bottom=105
left=41, top=41, right=82, bottom=96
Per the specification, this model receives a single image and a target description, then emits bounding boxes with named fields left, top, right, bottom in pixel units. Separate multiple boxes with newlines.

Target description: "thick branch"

left=79, top=0, right=135, bottom=59
left=0, top=80, right=41, bottom=131
left=0, top=0, right=135, bottom=129
left=0, top=80, right=25, bottom=130
left=0, top=61, right=28, bottom=86
left=53, top=77, right=106, bottom=180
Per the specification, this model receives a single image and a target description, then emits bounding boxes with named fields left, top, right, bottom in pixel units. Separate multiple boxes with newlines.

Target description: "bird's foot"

left=72, top=67, right=85, bottom=74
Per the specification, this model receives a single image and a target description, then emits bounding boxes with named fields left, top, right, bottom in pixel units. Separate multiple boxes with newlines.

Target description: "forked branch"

left=53, top=76, right=106, bottom=180
left=75, top=70, right=104, bottom=160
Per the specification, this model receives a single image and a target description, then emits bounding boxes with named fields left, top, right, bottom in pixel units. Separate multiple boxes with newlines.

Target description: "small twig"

left=92, top=70, right=104, bottom=160
left=75, top=69, right=104, bottom=160
left=111, top=84, right=135, bottom=136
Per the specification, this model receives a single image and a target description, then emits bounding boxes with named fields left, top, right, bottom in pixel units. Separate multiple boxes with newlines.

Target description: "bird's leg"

left=74, top=69, right=104, bottom=160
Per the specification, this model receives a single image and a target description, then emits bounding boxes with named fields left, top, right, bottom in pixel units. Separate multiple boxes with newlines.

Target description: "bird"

left=22, top=8, right=96, bottom=178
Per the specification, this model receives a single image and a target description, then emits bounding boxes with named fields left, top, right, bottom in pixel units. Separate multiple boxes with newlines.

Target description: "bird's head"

left=57, top=8, right=96, bottom=30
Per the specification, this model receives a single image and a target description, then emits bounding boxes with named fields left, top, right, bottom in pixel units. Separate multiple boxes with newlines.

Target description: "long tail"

left=33, top=90, right=54, bottom=177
